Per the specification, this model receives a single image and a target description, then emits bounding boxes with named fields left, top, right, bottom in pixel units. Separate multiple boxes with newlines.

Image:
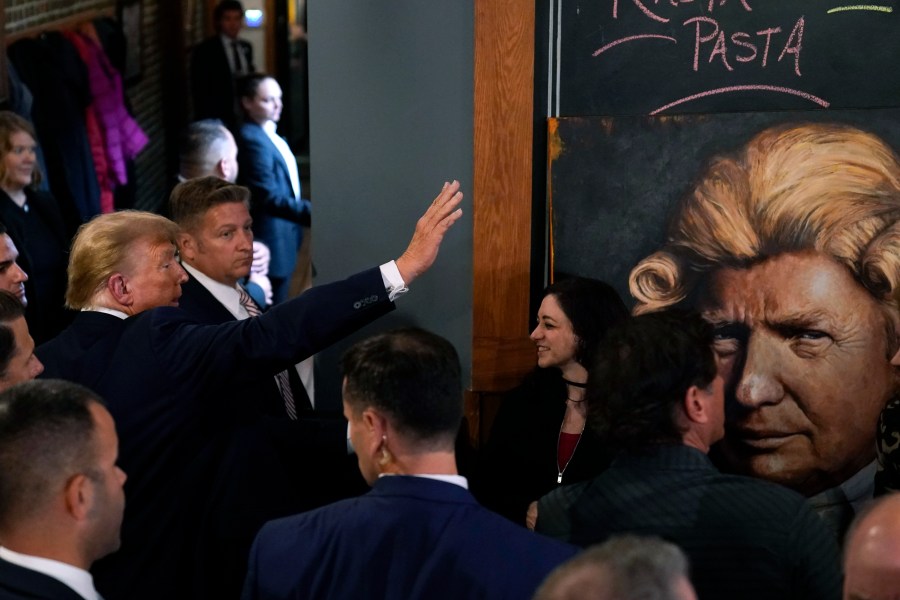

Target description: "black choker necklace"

left=562, top=378, right=587, bottom=389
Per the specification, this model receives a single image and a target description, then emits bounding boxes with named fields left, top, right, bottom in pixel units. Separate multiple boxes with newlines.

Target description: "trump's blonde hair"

left=66, top=211, right=181, bottom=309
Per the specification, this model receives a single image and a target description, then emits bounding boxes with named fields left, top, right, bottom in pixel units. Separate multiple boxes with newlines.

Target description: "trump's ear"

left=107, top=273, right=132, bottom=306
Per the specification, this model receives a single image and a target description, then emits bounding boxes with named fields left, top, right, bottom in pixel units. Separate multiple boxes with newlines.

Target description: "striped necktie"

left=231, top=40, right=244, bottom=74
left=238, top=287, right=298, bottom=419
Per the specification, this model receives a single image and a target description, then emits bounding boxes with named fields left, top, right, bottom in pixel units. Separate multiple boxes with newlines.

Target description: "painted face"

left=530, top=294, right=580, bottom=371
left=180, top=202, right=253, bottom=287
left=218, top=8, right=244, bottom=39
left=0, top=317, right=43, bottom=391
left=242, top=78, right=283, bottom=125
left=122, top=238, right=188, bottom=314
left=0, top=234, right=28, bottom=306
left=86, top=403, right=127, bottom=560
left=699, top=251, right=897, bottom=496
left=2, top=131, right=36, bottom=192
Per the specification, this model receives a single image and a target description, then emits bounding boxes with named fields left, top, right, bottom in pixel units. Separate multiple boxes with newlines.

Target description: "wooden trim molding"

left=472, top=0, right=536, bottom=398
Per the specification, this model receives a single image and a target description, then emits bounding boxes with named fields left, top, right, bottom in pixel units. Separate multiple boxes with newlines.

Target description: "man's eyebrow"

left=697, top=309, right=733, bottom=327
left=767, top=308, right=833, bottom=329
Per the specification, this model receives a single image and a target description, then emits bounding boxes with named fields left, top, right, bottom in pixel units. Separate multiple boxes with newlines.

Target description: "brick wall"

left=5, top=0, right=173, bottom=212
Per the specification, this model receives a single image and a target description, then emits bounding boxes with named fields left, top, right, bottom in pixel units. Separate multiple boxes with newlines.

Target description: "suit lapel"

left=180, top=274, right=238, bottom=324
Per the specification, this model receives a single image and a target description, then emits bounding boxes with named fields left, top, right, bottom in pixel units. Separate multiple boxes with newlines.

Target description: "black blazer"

left=37, top=267, right=392, bottom=600
left=0, top=187, right=72, bottom=344
left=0, top=557, right=86, bottom=600
left=191, top=36, right=255, bottom=129
left=536, top=445, right=843, bottom=600
left=474, top=368, right=612, bottom=525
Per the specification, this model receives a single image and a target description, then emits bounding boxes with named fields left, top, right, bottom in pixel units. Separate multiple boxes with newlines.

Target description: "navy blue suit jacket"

left=0, top=557, right=85, bottom=600
left=236, top=121, right=311, bottom=285
left=36, top=267, right=392, bottom=600
left=242, top=476, right=578, bottom=600
left=175, top=272, right=366, bottom=598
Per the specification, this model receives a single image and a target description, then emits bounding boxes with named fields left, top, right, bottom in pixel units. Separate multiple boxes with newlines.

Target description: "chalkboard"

left=547, top=0, right=900, bottom=116
left=548, top=108, right=900, bottom=305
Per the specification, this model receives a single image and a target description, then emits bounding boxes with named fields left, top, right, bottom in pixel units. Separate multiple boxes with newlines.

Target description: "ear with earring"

left=378, top=434, right=392, bottom=466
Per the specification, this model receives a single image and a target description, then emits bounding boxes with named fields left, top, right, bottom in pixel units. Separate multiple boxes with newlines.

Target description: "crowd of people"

left=0, top=1, right=900, bottom=599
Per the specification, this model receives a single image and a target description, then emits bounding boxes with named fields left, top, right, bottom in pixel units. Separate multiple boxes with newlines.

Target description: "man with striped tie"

left=169, top=176, right=352, bottom=598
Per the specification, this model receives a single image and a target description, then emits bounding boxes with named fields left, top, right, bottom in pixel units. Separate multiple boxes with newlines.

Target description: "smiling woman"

left=0, top=111, right=71, bottom=344
left=628, top=122, right=900, bottom=536
left=474, top=277, right=629, bottom=527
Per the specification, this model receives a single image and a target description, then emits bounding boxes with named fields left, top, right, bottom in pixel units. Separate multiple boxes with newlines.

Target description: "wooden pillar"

left=470, top=0, right=537, bottom=444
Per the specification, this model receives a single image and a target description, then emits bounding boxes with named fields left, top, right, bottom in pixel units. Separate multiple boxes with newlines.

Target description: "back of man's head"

left=341, top=327, right=462, bottom=450
left=534, top=535, right=696, bottom=600
left=843, top=494, right=900, bottom=600
left=169, top=175, right=251, bottom=234
left=0, top=380, right=102, bottom=531
left=179, top=120, right=237, bottom=182
left=66, top=211, right=181, bottom=309
left=587, top=309, right=717, bottom=452
left=0, top=290, right=25, bottom=381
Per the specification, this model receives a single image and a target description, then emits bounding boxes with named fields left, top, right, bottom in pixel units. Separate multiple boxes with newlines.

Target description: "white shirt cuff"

left=379, top=261, right=408, bottom=301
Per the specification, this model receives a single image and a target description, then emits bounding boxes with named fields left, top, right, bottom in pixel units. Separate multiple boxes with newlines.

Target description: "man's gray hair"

left=534, top=535, right=693, bottom=600
left=179, top=119, right=232, bottom=180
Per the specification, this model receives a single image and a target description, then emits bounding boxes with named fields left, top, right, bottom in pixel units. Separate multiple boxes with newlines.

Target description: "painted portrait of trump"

left=629, top=122, right=900, bottom=527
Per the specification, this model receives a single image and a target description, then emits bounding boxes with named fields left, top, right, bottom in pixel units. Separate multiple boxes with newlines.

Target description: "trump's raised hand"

left=395, top=180, right=464, bottom=285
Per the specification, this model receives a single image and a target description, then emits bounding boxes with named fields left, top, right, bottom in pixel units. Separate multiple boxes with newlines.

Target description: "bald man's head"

left=844, top=494, right=900, bottom=600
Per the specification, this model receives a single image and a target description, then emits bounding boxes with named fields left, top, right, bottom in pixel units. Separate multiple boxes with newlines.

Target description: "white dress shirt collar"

left=378, top=473, right=468, bottom=489
left=261, top=120, right=301, bottom=201
left=0, top=546, right=101, bottom=600
left=83, top=306, right=129, bottom=320
left=182, top=262, right=248, bottom=320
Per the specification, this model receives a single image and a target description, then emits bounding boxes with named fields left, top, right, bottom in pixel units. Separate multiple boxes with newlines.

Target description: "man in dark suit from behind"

left=191, top=0, right=255, bottom=129
left=535, top=310, right=842, bottom=600
left=0, top=379, right=126, bottom=600
left=169, top=175, right=364, bottom=598
left=242, top=328, right=578, bottom=600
